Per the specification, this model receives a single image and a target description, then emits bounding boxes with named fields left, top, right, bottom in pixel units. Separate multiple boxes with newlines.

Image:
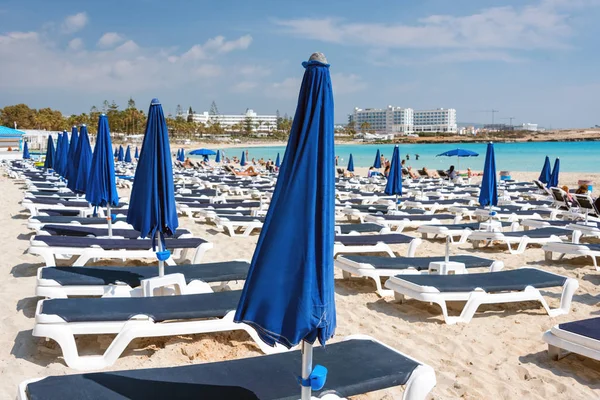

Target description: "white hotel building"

left=350, top=106, right=457, bottom=134
left=185, top=109, right=278, bottom=132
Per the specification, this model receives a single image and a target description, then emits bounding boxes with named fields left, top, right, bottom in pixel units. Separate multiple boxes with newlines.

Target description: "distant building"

left=0, top=126, right=24, bottom=150
left=185, top=109, right=277, bottom=132
left=413, top=108, right=457, bottom=133
left=521, top=123, right=538, bottom=132
left=483, top=124, right=513, bottom=132
left=349, top=106, right=457, bottom=135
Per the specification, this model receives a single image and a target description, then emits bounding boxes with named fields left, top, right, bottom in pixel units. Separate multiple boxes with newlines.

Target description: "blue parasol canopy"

left=384, top=145, right=402, bottom=198
left=87, top=115, right=119, bottom=208
left=275, top=153, right=280, bottom=168
left=72, top=125, right=92, bottom=194
left=539, top=156, right=551, bottom=185
left=117, top=145, right=124, bottom=162
left=52, top=133, right=63, bottom=173
left=478, top=142, right=498, bottom=207
left=127, top=98, right=178, bottom=258
left=44, top=135, right=55, bottom=169
left=215, top=149, right=221, bottom=163
left=22, top=141, right=30, bottom=159
left=437, top=148, right=479, bottom=157
left=235, top=54, right=336, bottom=399
left=240, top=151, right=246, bottom=166
left=188, top=148, right=216, bottom=156
left=66, top=126, right=79, bottom=183
left=56, top=131, right=69, bottom=178
left=347, top=154, right=354, bottom=172
left=549, top=158, right=560, bottom=188
left=373, top=149, right=381, bottom=168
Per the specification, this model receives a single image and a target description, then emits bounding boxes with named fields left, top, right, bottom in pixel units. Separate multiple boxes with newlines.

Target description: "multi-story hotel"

left=185, top=109, right=278, bottom=132
left=349, top=106, right=457, bottom=134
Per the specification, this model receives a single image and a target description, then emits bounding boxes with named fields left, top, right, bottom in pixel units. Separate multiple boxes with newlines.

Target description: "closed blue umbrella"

left=134, top=147, right=139, bottom=159
left=55, top=131, right=69, bottom=178
left=66, top=126, right=79, bottom=183
left=179, top=148, right=186, bottom=162
left=22, top=141, right=30, bottom=159
left=275, top=153, right=280, bottom=168
left=215, top=149, right=221, bottom=163
left=478, top=142, right=498, bottom=208
left=124, top=145, right=132, bottom=163
left=44, top=135, right=55, bottom=170
left=114, top=147, right=119, bottom=158
left=127, top=98, right=178, bottom=277
left=87, top=115, right=119, bottom=236
left=117, top=145, right=124, bottom=162
left=240, top=151, right=246, bottom=167
left=373, top=149, right=381, bottom=168
left=347, top=154, right=354, bottom=172
left=72, top=125, right=92, bottom=194
left=384, top=145, right=402, bottom=210
left=234, top=53, right=335, bottom=400
left=549, top=158, right=560, bottom=188
left=538, top=156, right=551, bottom=185
left=52, top=133, right=63, bottom=172
left=176, top=148, right=181, bottom=161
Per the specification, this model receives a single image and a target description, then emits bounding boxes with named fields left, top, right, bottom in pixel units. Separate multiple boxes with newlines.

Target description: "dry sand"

left=1, top=170, right=600, bottom=399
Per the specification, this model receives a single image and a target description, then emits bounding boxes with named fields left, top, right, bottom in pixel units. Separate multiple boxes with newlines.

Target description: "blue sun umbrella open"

left=234, top=53, right=335, bottom=400
left=188, top=148, right=216, bottom=156
left=437, top=148, right=479, bottom=171
left=127, top=99, right=178, bottom=277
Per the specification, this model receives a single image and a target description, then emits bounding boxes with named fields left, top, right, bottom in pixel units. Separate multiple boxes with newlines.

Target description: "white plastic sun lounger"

left=365, top=213, right=459, bottom=233
left=333, top=234, right=422, bottom=258
left=18, top=335, right=436, bottom=400
left=32, top=289, right=287, bottom=370
left=214, top=215, right=264, bottom=237
left=36, top=260, right=250, bottom=298
left=543, top=242, right=600, bottom=269
left=28, top=236, right=213, bottom=267
left=335, top=255, right=504, bottom=297
left=417, top=221, right=519, bottom=244
left=468, top=227, right=578, bottom=254
left=384, top=268, right=578, bottom=324
left=543, top=317, right=600, bottom=363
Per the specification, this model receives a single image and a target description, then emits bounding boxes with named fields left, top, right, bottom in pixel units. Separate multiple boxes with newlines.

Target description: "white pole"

left=445, top=235, right=450, bottom=263
left=301, top=341, right=313, bottom=400
left=107, top=204, right=112, bottom=237
left=395, top=194, right=398, bottom=211
left=158, top=238, right=165, bottom=277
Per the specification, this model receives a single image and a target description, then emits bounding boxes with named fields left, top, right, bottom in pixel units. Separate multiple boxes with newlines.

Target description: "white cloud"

left=194, top=64, right=222, bottom=78
left=67, top=38, right=83, bottom=51
left=331, top=73, right=367, bottom=94
left=97, top=32, right=124, bottom=48
left=62, top=12, right=88, bottom=34
left=265, top=77, right=301, bottom=99
left=275, top=0, right=598, bottom=52
left=238, top=65, right=271, bottom=77
left=115, top=40, right=139, bottom=53
left=231, top=81, right=258, bottom=93
left=182, top=35, right=253, bottom=60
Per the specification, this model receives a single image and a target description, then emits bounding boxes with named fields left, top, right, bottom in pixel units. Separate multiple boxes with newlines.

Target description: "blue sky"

left=0, top=0, right=599, bottom=127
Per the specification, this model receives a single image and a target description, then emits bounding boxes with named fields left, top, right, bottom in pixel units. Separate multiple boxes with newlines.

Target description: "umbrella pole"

left=395, top=194, right=398, bottom=211
left=107, top=204, right=112, bottom=237
left=445, top=235, right=450, bottom=263
left=158, top=239, right=165, bottom=277
left=301, top=341, right=313, bottom=400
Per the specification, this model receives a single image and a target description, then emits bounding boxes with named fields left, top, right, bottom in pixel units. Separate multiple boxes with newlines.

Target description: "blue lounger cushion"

left=31, top=216, right=128, bottom=225
left=501, top=227, right=571, bottom=238
left=336, top=223, right=384, bottom=234
left=40, top=261, right=250, bottom=286
left=25, top=338, right=420, bottom=400
left=558, top=317, right=600, bottom=341
left=41, top=225, right=191, bottom=239
left=33, top=236, right=207, bottom=250
left=380, top=214, right=456, bottom=221
left=335, top=234, right=415, bottom=245
left=41, top=290, right=242, bottom=322
left=38, top=209, right=81, bottom=217
left=183, top=202, right=261, bottom=209
left=343, top=255, right=495, bottom=270
left=396, top=269, right=567, bottom=292
left=218, top=216, right=265, bottom=222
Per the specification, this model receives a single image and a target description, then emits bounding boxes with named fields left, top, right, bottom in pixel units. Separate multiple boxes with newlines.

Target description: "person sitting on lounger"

left=233, top=166, right=260, bottom=176
left=575, top=184, right=589, bottom=195
left=467, top=168, right=483, bottom=178
left=562, top=185, right=576, bottom=205
left=183, top=158, right=194, bottom=169
left=447, top=165, right=457, bottom=180
left=423, top=167, right=439, bottom=178
left=407, top=166, right=419, bottom=179
left=384, top=164, right=390, bottom=178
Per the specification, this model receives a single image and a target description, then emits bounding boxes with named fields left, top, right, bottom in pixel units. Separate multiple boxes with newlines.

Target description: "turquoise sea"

left=211, top=141, right=600, bottom=173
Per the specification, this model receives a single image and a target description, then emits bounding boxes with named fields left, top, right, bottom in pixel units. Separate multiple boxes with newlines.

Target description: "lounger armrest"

left=141, top=273, right=188, bottom=296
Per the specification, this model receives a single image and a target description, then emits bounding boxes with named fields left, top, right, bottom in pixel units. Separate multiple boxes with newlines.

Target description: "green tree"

left=0, top=104, right=37, bottom=129
left=243, top=115, right=254, bottom=135
left=360, top=121, right=371, bottom=132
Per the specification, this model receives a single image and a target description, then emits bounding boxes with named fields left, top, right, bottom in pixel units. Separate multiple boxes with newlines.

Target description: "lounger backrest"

left=574, top=194, right=595, bottom=212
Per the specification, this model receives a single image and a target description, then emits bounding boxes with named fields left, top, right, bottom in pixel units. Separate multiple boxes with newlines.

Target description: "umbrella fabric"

left=436, top=149, right=479, bottom=157
left=114, top=148, right=119, bottom=158
left=478, top=142, right=498, bottom=207
left=52, top=133, right=63, bottom=172
left=275, top=153, right=280, bottom=168
left=44, top=135, right=55, bottom=169
left=73, top=125, right=92, bottom=194
left=66, top=127, right=79, bottom=183
left=215, top=150, right=221, bottom=163
left=179, top=149, right=186, bottom=162
left=384, top=145, right=402, bottom=196
left=347, top=154, right=354, bottom=172
left=539, top=156, right=551, bottom=185
left=86, top=115, right=119, bottom=207
left=117, top=145, right=124, bottom=162
left=549, top=158, right=560, bottom=188
left=55, top=132, right=69, bottom=177
left=127, top=98, right=178, bottom=248
left=124, top=146, right=132, bottom=163
left=134, top=147, right=139, bottom=159
left=240, top=151, right=246, bottom=167
left=234, top=56, right=336, bottom=349
left=188, top=148, right=216, bottom=156
left=373, top=149, right=381, bottom=168
left=22, top=141, right=30, bottom=159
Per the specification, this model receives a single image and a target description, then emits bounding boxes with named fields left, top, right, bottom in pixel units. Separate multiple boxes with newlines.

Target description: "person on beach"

left=415, top=154, right=419, bottom=160
left=562, top=185, right=576, bottom=205
left=384, top=164, right=390, bottom=178
left=575, top=184, right=589, bottom=195
left=226, top=165, right=260, bottom=177
left=447, top=165, right=457, bottom=180
left=380, top=154, right=385, bottom=166
left=335, top=156, right=339, bottom=166
left=407, top=166, right=419, bottom=179
left=183, top=158, right=193, bottom=169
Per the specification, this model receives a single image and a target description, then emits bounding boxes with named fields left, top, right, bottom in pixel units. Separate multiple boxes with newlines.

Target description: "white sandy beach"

left=1, top=170, right=600, bottom=399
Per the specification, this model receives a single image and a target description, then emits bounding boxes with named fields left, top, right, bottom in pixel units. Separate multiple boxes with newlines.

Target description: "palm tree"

left=360, top=121, right=371, bottom=133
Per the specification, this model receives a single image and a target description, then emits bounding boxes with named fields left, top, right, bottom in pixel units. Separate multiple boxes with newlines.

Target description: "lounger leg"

left=547, top=344, right=569, bottom=360
left=544, top=250, right=553, bottom=262
left=402, top=364, right=437, bottom=400
left=342, top=271, right=352, bottom=279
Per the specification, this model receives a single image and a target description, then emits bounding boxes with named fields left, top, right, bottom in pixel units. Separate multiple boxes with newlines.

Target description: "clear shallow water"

left=212, top=141, right=600, bottom=173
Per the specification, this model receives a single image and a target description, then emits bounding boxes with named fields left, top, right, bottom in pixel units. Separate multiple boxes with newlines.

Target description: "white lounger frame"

left=335, top=256, right=504, bottom=297
left=333, top=237, right=422, bottom=258
left=28, top=237, right=213, bottom=267
left=468, top=230, right=578, bottom=255
left=17, top=335, right=436, bottom=400
left=383, top=267, right=578, bottom=324
left=365, top=214, right=460, bottom=233
left=543, top=324, right=600, bottom=362
left=214, top=215, right=263, bottom=237
left=543, top=242, right=600, bottom=270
